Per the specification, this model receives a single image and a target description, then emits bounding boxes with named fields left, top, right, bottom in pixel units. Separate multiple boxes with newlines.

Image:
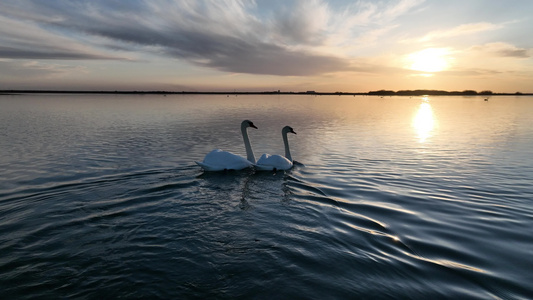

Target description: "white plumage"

left=196, top=120, right=257, bottom=171
left=255, top=126, right=296, bottom=171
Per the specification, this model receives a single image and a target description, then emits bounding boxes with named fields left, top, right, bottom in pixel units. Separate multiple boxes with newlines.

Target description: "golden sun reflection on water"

left=412, top=99, right=436, bottom=142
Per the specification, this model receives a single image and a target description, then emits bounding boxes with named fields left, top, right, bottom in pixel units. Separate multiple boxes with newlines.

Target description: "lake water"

left=1, top=93, right=532, bottom=299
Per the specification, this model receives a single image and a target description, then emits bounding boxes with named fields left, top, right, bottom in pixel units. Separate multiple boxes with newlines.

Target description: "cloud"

left=271, top=0, right=330, bottom=46
left=0, top=0, right=425, bottom=77
left=380, top=0, right=426, bottom=20
left=0, top=60, right=86, bottom=79
left=0, top=46, right=116, bottom=60
left=417, top=22, right=503, bottom=42
left=469, top=42, right=531, bottom=58
left=0, top=14, right=125, bottom=60
left=318, top=0, right=424, bottom=52
left=439, top=68, right=503, bottom=77
left=159, top=28, right=349, bottom=76
left=0, top=0, right=350, bottom=76
left=334, top=0, right=424, bottom=26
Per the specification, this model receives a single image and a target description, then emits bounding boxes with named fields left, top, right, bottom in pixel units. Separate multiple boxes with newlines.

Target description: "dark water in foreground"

left=1, top=94, right=532, bottom=299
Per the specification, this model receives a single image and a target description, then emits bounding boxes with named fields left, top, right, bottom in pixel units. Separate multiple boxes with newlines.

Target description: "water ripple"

left=2, top=94, right=533, bottom=299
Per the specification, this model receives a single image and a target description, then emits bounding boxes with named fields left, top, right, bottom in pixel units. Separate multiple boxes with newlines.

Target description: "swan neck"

left=283, top=131, right=292, bottom=162
left=242, top=126, right=256, bottom=164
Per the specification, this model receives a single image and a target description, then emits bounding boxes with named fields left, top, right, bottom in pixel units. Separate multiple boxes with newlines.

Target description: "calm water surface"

left=1, top=94, right=532, bottom=299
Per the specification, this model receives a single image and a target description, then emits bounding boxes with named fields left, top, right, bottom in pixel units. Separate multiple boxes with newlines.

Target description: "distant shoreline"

left=1, top=90, right=532, bottom=96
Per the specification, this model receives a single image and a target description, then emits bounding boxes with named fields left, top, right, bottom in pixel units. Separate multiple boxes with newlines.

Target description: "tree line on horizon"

left=1, top=89, right=529, bottom=96
left=367, top=89, right=524, bottom=96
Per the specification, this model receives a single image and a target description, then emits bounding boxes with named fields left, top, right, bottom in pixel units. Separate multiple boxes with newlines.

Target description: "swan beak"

left=291, top=129, right=297, bottom=134
left=249, top=123, right=258, bottom=129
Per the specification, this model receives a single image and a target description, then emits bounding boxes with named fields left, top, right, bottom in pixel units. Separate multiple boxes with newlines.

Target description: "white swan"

left=255, top=126, right=296, bottom=171
left=196, top=120, right=257, bottom=171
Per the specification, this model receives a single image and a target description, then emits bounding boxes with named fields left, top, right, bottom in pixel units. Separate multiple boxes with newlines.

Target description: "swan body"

left=196, top=120, right=257, bottom=171
left=196, top=149, right=254, bottom=171
left=255, top=153, right=293, bottom=171
left=255, top=126, right=296, bottom=171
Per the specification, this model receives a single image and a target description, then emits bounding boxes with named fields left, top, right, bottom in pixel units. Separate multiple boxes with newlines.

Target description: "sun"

left=407, top=48, right=451, bottom=73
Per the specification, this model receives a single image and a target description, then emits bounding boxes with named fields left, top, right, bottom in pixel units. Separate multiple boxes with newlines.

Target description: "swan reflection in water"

left=412, top=98, right=436, bottom=143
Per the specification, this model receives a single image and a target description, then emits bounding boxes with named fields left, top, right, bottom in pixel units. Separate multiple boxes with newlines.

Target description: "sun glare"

left=412, top=98, right=435, bottom=142
left=407, top=48, right=451, bottom=73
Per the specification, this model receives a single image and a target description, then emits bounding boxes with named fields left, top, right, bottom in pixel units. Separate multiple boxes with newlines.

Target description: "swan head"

left=282, top=126, right=296, bottom=135
left=242, top=120, right=258, bottom=129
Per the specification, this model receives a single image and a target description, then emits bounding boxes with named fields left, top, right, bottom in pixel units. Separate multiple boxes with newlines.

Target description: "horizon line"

left=2, top=89, right=532, bottom=96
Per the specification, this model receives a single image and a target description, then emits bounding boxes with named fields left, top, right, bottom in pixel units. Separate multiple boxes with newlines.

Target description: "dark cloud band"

left=0, top=0, right=350, bottom=76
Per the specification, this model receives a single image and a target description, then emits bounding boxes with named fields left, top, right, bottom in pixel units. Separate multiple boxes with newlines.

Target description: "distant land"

left=1, top=89, right=532, bottom=96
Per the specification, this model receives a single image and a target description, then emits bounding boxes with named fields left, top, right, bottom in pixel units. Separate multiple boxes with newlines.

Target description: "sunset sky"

left=1, top=0, right=532, bottom=93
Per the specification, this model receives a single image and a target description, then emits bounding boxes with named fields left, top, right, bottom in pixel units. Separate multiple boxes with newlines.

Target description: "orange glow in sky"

left=0, top=0, right=532, bottom=93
